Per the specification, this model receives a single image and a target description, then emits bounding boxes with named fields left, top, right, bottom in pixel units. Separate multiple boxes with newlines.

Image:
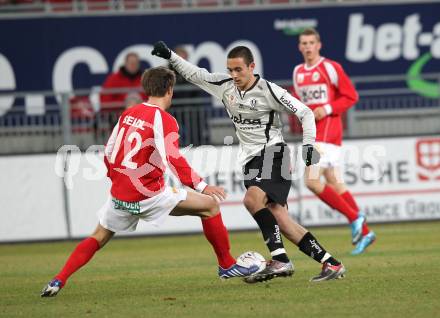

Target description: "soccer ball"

left=236, top=251, right=266, bottom=273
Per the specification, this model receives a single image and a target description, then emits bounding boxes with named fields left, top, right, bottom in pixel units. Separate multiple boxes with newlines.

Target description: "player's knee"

left=91, top=234, right=109, bottom=248
left=242, top=194, right=253, bottom=212
left=243, top=193, right=261, bottom=213
left=305, top=178, right=321, bottom=193
left=91, top=225, right=114, bottom=248
left=206, top=197, right=220, bottom=215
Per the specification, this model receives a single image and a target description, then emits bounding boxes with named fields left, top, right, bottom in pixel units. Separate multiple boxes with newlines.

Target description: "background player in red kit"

left=41, top=67, right=259, bottom=297
left=290, top=28, right=376, bottom=255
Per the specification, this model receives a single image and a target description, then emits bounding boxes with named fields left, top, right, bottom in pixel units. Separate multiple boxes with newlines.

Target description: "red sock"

left=55, top=237, right=100, bottom=286
left=318, top=185, right=358, bottom=223
left=341, top=191, right=370, bottom=235
left=201, top=213, right=236, bottom=269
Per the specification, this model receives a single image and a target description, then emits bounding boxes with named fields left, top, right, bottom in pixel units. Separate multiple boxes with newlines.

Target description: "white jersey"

left=169, top=52, right=316, bottom=166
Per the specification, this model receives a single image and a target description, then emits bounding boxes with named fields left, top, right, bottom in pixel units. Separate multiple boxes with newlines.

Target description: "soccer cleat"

left=351, top=231, right=376, bottom=255
left=41, top=278, right=63, bottom=297
left=218, top=263, right=260, bottom=279
left=310, top=262, right=346, bottom=282
left=243, top=260, right=294, bottom=284
left=350, top=213, right=366, bottom=245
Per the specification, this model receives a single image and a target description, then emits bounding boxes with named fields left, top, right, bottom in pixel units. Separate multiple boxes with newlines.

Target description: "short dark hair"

left=299, top=28, right=321, bottom=42
left=227, top=46, right=254, bottom=66
left=141, top=67, right=176, bottom=97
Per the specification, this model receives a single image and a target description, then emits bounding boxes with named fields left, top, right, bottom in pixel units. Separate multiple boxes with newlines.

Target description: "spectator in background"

left=290, top=28, right=375, bottom=255
left=168, top=45, right=206, bottom=146
left=100, top=52, right=147, bottom=136
left=100, top=52, right=147, bottom=111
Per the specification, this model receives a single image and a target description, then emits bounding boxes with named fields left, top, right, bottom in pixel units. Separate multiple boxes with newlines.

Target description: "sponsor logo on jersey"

left=238, top=100, right=258, bottom=111
left=312, top=71, right=320, bottom=82
left=298, top=84, right=328, bottom=104
left=280, top=96, right=298, bottom=113
left=230, top=113, right=262, bottom=125
left=297, top=73, right=304, bottom=83
left=250, top=99, right=257, bottom=109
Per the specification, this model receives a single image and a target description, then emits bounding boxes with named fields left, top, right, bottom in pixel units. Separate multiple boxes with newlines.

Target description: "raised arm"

left=151, top=41, right=230, bottom=100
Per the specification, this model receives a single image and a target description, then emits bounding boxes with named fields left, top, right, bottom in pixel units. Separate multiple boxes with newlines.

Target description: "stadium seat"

left=237, top=0, right=257, bottom=5
left=70, top=96, right=95, bottom=133
left=195, top=0, right=218, bottom=7
left=269, top=0, right=289, bottom=3
left=121, top=0, right=140, bottom=10
left=44, top=0, right=75, bottom=12
left=85, top=0, right=112, bottom=11
left=160, top=0, right=184, bottom=8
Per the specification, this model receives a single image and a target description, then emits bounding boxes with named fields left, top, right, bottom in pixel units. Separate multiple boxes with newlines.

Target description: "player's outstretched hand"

left=302, top=144, right=321, bottom=166
left=151, top=41, right=171, bottom=59
left=202, top=185, right=227, bottom=202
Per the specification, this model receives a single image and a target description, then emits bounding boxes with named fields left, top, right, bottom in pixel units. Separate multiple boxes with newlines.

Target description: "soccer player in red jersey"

left=41, top=67, right=260, bottom=297
left=290, top=28, right=376, bottom=254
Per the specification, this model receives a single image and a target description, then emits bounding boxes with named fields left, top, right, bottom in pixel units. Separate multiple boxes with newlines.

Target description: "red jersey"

left=291, top=57, right=358, bottom=145
left=100, top=68, right=148, bottom=111
left=104, top=102, right=206, bottom=202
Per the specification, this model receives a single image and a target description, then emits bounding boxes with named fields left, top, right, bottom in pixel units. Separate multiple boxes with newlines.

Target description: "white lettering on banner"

left=112, top=44, right=160, bottom=72
left=346, top=13, right=440, bottom=62
left=49, top=41, right=263, bottom=110
left=2, top=41, right=263, bottom=115
left=53, top=47, right=109, bottom=103
left=0, top=53, right=16, bottom=116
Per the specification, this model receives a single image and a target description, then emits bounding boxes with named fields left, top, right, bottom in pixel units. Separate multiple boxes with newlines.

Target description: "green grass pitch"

left=1, top=221, right=439, bottom=317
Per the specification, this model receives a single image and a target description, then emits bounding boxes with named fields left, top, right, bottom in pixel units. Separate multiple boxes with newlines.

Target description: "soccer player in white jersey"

left=152, top=42, right=346, bottom=283
left=291, top=28, right=376, bottom=254
left=41, top=67, right=261, bottom=297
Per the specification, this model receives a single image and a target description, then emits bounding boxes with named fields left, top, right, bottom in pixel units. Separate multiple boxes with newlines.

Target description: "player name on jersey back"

left=122, top=115, right=145, bottom=130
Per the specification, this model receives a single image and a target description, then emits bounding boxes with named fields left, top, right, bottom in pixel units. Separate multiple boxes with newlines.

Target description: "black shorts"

left=243, top=143, right=292, bottom=206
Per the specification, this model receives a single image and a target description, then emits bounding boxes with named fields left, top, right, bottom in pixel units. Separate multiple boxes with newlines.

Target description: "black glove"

left=302, top=144, right=321, bottom=166
left=151, top=41, right=171, bottom=59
